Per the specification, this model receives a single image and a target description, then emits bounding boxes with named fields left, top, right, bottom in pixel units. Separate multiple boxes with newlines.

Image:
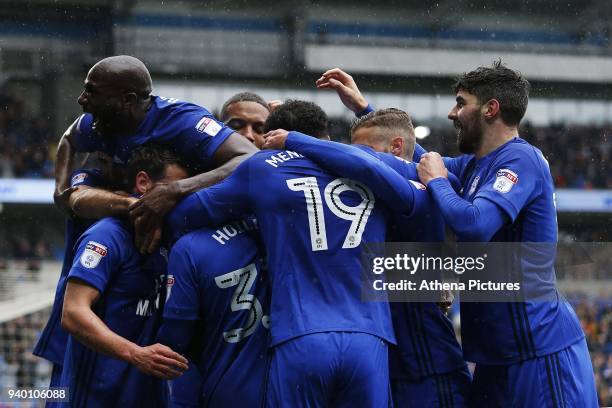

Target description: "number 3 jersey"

left=169, top=150, right=396, bottom=347
left=162, top=218, right=270, bottom=407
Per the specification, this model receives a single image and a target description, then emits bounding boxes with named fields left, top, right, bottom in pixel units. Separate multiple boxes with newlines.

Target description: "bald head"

left=79, top=55, right=154, bottom=135
left=90, top=55, right=152, bottom=97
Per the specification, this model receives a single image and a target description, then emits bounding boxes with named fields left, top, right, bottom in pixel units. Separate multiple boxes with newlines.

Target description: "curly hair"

left=453, top=59, right=530, bottom=126
left=264, top=99, right=329, bottom=139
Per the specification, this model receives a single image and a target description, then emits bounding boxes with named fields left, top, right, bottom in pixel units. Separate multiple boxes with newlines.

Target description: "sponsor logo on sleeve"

left=71, top=172, right=88, bottom=186
left=493, top=169, right=518, bottom=193
left=195, top=117, right=222, bottom=136
left=80, top=241, right=107, bottom=269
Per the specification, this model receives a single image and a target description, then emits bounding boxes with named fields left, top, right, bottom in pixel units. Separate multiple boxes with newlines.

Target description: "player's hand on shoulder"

left=263, top=129, right=289, bottom=150
left=417, top=152, right=448, bottom=185
left=315, top=68, right=369, bottom=114
left=129, top=343, right=188, bottom=380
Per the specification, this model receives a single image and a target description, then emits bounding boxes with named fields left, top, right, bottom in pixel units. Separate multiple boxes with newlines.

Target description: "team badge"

left=195, top=117, right=222, bottom=136
left=80, top=241, right=107, bottom=269
left=71, top=172, right=87, bottom=186
left=468, top=176, right=480, bottom=195
left=408, top=180, right=427, bottom=190
left=493, top=169, right=518, bottom=193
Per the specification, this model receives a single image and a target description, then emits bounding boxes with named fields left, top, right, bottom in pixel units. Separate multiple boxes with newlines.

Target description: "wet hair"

left=126, top=145, right=187, bottom=189
left=220, top=92, right=270, bottom=121
left=350, top=108, right=415, bottom=154
left=453, top=59, right=530, bottom=126
left=264, top=99, right=329, bottom=139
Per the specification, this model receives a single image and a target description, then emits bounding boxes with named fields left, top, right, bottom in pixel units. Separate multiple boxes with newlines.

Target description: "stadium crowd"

left=0, top=93, right=54, bottom=178
left=572, top=293, right=612, bottom=406
left=0, top=92, right=610, bottom=189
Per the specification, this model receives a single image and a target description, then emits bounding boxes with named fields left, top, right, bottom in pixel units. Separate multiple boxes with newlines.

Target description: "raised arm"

left=315, top=68, right=371, bottom=116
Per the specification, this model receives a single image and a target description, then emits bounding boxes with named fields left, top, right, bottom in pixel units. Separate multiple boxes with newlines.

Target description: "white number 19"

left=287, top=177, right=375, bottom=251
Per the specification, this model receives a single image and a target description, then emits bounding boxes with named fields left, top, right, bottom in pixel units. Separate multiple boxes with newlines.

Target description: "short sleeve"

left=164, top=236, right=201, bottom=321
left=69, top=168, right=105, bottom=188
left=67, top=221, right=125, bottom=293
left=474, top=152, right=542, bottom=222
left=173, top=109, right=235, bottom=162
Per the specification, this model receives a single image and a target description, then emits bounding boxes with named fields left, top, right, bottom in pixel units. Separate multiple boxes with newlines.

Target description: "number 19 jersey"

left=184, top=150, right=396, bottom=347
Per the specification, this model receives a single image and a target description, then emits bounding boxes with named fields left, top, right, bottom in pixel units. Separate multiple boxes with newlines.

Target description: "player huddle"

left=32, top=56, right=598, bottom=407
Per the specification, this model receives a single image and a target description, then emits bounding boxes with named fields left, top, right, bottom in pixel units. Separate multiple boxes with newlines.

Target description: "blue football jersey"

left=171, top=150, right=396, bottom=347
left=277, top=134, right=466, bottom=380
left=450, top=138, right=584, bottom=364
left=163, top=218, right=269, bottom=407
left=378, top=156, right=466, bottom=380
left=60, top=217, right=167, bottom=408
left=72, top=95, right=233, bottom=168
left=33, top=169, right=107, bottom=365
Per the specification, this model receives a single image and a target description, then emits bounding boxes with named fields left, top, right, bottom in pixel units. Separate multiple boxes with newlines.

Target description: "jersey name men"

left=170, top=150, right=396, bottom=347
left=60, top=217, right=167, bottom=408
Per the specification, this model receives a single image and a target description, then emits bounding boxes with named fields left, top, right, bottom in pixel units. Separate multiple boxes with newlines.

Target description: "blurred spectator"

left=326, top=117, right=611, bottom=190
left=0, top=93, right=54, bottom=178
left=569, top=293, right=612, bottom=406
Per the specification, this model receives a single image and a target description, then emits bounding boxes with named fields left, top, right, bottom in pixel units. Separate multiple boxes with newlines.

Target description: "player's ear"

left=134, top=171, right=152, bottom=194
left=390, top=136, right=404, bottom=157
left=483, top=99, right=500, bottom=120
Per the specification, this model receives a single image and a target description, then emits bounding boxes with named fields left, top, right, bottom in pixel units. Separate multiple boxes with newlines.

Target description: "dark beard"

left=93, top=109, right=127, bottom=136
left=457, top=120, right=483, bottom=154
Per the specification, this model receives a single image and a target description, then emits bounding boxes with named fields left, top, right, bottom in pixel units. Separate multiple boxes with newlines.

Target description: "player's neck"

left=475, top=125, right=518, bottom=159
